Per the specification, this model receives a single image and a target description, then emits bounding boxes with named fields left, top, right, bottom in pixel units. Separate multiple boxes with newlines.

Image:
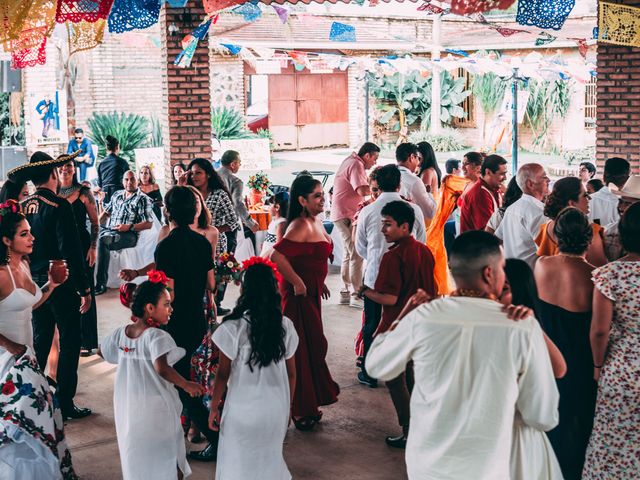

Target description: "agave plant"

left=211, top=107, right=255, bottom=140
left=87, top=112, right=150, bottom=168
left=146, top=115, right=163, bottom=148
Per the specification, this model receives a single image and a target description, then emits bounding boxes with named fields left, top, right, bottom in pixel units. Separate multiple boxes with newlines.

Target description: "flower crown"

left=148, top=270, right=169, bottom=285
left=242, top=256, right=282, bottom=283
left=0, top=200, right=21, bottom=220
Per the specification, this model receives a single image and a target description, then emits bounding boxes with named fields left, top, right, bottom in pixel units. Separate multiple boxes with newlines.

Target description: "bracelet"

left=594, top=364, right=603, bottom=369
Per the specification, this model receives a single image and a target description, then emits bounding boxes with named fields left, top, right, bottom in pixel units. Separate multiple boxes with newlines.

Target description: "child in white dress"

left=100, top=276, right=205, bottom=480
left=208, top=257, right=298, bottom=480
left=260, top=192, right=289, bottom=257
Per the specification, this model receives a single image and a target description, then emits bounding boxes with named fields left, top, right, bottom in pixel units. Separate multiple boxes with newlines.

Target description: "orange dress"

left=535, top=222, right=604, bottom=257
left=426, top=175, right=470, bottom=295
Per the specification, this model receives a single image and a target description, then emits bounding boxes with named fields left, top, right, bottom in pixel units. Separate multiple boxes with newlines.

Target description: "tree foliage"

left=87, top=112, right=150, bottom=169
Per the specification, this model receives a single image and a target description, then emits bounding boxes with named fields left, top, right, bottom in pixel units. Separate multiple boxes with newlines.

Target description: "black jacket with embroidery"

left=21, top=187, right=91, bottom=296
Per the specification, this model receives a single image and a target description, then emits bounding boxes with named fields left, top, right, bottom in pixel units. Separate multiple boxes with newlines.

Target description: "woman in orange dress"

left=535, top=177, right=607, bottom=267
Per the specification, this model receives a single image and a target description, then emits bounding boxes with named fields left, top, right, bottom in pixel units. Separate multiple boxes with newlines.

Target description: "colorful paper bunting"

left=272, top=5, right=289, bottom=24
left=516, top=0, right=575, bottom=31
left=11, top=36, right=47, bottom=69
left=67, top=18, right=107, bottom=55
left=221, top=43, right=242, bottom=55
left=569, top=37, right=588, bottom=58
left=592, top=27, right=598, bottom=40
left=418, top=2, right=447, bottom=14
left=56, top=0, right=114, bottom=23
left=174, top=17, right=212, bottom=68
left=3, top=2, right=56, bottom=53
left=108, top=0, right=162, bottom=34
left=329, top=22, right=356, bottom=42
left=493, top=26, right=529, bottom=37
left=534, top=31, right=557, bottom=46
left=166, top=0, right=189, bottom=6
left=598, top=1, right=640, bottom=48
left=202, top=0, right=243, bottom=14
left=450, top=0, right=516, bottom=16
left=232, top=2, right=262, bottom=22
left=445, top=49, right=469, bottom=57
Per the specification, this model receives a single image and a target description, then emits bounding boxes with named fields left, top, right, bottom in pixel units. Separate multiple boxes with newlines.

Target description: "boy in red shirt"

left=359, top=200, right=436, bottom=449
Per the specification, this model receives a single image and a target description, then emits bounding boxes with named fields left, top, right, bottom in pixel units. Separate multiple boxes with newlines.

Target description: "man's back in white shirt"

left=355, top=192, right=426, bottom=288
left=398, top=165, right=437, bottom=221
left=367, top=297, right=559, bottom=480
left=588, top=185, right=619, bottom=227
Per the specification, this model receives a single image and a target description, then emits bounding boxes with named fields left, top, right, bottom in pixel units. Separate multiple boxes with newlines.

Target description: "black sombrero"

left=7, top=150, right=81, bottom=183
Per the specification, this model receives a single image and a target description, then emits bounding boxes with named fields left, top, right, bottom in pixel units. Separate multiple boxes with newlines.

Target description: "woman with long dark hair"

left=208, top=259, right=298, bottom=479
left=57, top=159, right=100, bottom=355
left=417, top=141, right=442, bottom=198
left=485, top=177, right=522, bottom=234
left=271, top=175, right=339, bottom=430
left=0, top=179, right=29, bottom=202
left=535, top=176, right=607, bottom=266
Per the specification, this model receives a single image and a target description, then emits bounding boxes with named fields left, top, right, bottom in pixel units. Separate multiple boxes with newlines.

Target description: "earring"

left=5, top=249, right=10, bottom=264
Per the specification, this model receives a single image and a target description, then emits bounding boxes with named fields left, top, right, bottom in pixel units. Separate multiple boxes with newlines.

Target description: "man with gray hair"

left=495, top=163, right=550, bottom=268
left=366, top=231, right=559, bottom=479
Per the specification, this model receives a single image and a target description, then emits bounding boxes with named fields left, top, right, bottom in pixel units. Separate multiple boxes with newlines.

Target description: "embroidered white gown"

left=101, top=326, right=190, bottom=480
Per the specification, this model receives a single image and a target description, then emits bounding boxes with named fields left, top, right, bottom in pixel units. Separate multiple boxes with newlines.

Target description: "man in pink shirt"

left=331, top=142, right=380, bottom=308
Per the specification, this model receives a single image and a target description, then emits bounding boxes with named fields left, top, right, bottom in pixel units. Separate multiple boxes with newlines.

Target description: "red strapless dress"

left=273, top=239, right=340, bottom=417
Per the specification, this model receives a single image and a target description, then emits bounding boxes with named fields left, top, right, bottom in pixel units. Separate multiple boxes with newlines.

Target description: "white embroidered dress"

left=101, top=327, right=190, bottom=480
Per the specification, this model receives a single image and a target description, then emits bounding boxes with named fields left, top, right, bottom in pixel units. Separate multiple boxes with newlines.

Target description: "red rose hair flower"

left=148, top=269, right=169, bottom=285
left=119, top=283, right=137, bottom=308
left=241, top=256, right=282, bottom=283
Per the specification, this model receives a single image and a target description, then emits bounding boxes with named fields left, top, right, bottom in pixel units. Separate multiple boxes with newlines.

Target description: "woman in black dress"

left=138, top=165, right=163, bottom=222
left=58, top=159, right=100, bottom=355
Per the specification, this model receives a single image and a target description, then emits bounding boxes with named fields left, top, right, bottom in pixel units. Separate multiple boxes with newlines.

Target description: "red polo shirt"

left=374, top=236, right=436, bottom=334
left=459, top=178, right=501, bottom=232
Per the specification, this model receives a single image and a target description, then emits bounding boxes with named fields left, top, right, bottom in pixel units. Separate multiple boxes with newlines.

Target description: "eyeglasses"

left=74, top=137, right=82, bottom=140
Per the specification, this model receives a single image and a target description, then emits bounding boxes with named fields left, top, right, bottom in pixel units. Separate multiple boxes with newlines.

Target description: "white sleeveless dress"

left=0, top=264, right=76, bottom=479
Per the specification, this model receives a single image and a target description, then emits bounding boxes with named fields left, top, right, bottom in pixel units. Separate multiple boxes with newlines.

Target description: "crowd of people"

left=0, top=135, right=638, bottom=480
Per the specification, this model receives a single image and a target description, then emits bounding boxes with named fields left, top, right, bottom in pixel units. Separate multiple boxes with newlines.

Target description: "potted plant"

left=246, top=171, right=271, bottom=206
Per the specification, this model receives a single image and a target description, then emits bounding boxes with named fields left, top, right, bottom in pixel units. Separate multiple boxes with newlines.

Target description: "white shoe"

left=339, top=290, right=351, bottom=305
left=349, top=296, right=364, bottom=309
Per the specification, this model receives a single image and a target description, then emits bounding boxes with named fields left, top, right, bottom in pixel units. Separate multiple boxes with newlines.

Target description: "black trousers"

left=81, top=263, right=98, bottom=350
left=215, top=230, right=238, bottom=307
left=174, top=342, right=219, bottom=445
left=362, top=296, right=382, bottom=374
left=31, top=278, right=81, bottom=411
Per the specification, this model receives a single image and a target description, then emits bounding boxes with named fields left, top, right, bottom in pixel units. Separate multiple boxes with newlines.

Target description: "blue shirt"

left=67, top=138, right=95, bottom=167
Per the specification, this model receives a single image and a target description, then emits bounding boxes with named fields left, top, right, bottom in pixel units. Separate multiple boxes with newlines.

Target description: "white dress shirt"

left=366, top=297, right=559, bottom=480
left=398, top=166, right=437, bottom=221
left=355, top=192, right=426, bottom=288
left=588, top=185, right=619, bottom=227
left=495, top=194, right=546, bottom=269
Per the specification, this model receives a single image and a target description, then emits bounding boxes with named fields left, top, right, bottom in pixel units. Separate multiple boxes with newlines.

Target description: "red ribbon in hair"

left=242, top=256, right=283, bottom=283
left=119, top=283, right=137, bottom=308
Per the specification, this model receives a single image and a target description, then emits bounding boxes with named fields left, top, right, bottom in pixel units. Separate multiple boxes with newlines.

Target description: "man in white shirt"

left=589, top=157, right=630, bottom=227
left=396, top=143, right=437, bottom=222
left=366, top=231, right=559, bottom=480
left=355, top=164, right=425, bottom=387
left=495, top=163, right=550, bottom=269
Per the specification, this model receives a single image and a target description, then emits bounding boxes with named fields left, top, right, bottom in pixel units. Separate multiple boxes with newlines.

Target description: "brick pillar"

left=159, top=1, right=212, bottom=190
left=596, top=1, right=640, bottom=174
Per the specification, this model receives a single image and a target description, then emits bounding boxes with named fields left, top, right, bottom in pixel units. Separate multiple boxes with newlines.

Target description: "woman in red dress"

left=272, top=175, right=339, bottom=430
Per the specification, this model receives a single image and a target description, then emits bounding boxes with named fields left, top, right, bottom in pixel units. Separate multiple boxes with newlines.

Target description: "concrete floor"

left=63, top=266, right=408, bottom=479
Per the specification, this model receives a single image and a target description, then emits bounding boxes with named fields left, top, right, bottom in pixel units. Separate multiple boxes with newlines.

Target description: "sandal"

left=292, top=416, right=318, bottom=431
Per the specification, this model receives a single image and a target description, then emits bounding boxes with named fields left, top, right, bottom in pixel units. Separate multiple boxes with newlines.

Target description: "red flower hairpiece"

left=119, top=283, right=137, bottom=308
left=0, top=199, right=21, bottom=219
left=148, top=270, right=169, bottom=285
left=241, top=256, right=283, bottom=283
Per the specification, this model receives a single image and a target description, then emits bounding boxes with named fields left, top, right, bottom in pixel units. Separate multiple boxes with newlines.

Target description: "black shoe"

left=357, top=370, right=378, bottom=388
left=216, top=306, right=230, bottom=316
left=63, top=405, right=92, bottom=420
left=188, top=442, right=217, bottom=462
left=385, top=434, right=407, bottom=449
left=94, top=285, right=107, bottom=296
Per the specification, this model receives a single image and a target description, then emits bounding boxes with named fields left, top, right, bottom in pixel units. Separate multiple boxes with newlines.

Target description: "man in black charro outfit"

left=8, top=151, right=93, bottom=420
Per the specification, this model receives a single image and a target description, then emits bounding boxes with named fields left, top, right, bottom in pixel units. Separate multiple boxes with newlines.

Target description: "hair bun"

left=119, top=283, right=137, bottom=308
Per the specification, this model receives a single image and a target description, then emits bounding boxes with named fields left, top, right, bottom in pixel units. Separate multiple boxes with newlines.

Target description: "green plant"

left=408, top=127, right=469, bottom=152
left=562, top=146, right=595, bottom=166
left=211, top=107, right=255, bottom=140
left=87, top=112, right=150, bottom=168
left=524, top=79, right=571, bottom=152
left=0, top=93, right=25, bottom=146
left=472, top=71, right=507, bottom=141
left=146, top=115, right=163, bottom=148
left=247, top=171, right=271, bottom=192
left=256, top=128, right=274, bottom=148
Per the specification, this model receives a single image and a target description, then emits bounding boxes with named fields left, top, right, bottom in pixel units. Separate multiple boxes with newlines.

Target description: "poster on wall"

left=27, top=90, right=69, bottom=146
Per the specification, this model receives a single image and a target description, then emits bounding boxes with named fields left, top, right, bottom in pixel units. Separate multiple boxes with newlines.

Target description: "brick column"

left=159, top=1, right=212, bottom=190
left=596, top=1, right=640, bottom=174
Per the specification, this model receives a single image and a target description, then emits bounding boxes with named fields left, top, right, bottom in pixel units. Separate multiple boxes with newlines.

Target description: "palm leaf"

left=87, top=112, right=150, bottom=169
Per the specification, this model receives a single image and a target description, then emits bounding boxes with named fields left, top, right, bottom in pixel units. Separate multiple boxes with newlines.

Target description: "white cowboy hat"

left=610, top=175, right=640, bottom=200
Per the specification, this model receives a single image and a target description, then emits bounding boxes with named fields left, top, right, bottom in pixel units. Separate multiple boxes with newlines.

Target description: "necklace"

left=557, top=252, right=586, bottom=259
left=59, top=184, right=80, bottom=197
left=450, top=289, right=498, bottom=302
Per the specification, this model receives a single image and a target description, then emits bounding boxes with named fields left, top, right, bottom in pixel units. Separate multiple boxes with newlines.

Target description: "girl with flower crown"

left=99, top=274, right=205, bottom=480
left=208, top=257, right=298, bottom=480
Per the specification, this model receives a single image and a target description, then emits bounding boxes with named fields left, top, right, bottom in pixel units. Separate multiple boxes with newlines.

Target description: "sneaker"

left=339, top=290, right=350, bottom=305
left=349, top=296, right=364, bottom=309
left=357, top=370, right=378, bottom=388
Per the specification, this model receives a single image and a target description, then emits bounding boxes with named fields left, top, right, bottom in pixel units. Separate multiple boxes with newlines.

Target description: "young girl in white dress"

left=208, top=257, right=298, bottom=480
left=260, top=192, right=288, bottom=258
left=99, top=275, right=205, bottom=480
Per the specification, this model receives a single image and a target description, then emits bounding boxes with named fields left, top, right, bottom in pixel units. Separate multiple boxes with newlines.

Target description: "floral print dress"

left=582, top=260, right=640, bottom=479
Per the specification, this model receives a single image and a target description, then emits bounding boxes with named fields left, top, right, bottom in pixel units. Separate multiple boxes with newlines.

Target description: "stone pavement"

left=63, top=266, right=408, bottom=479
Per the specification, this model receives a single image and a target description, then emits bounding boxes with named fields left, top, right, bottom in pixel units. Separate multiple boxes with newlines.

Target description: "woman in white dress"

left=502, top=259, right=565, bottom=480
left=208, top=258, right=298, bottom=480
left=0, top=200, right=76, bottom=479
left=99, top=276, right=205, bottom=480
